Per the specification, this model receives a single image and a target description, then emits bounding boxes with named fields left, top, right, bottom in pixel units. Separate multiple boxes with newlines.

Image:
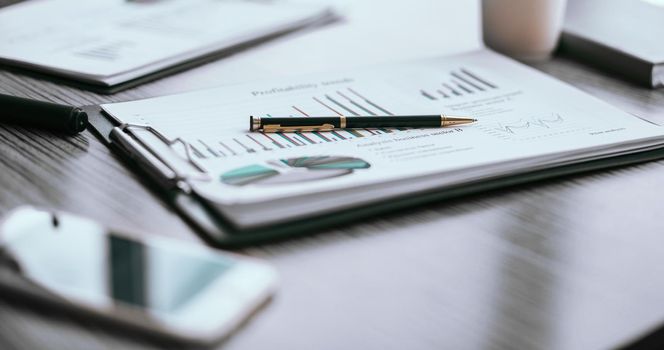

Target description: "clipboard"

left=85, top=104, right=664, bottom=247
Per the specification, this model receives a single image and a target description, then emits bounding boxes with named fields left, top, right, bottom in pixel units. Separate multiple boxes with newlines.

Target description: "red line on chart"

left=296, top=132, right=318, bottom=144
left=290, top=133, right=308, bottom=145
left=346, top=129, right=364, bottom=138
left=326, top=94, right=357, bottom=116
left=246, top=134, right=271, bottom=151
left=292, top=105, right=310, bottom=116
left=260, top=133, right=286, bottom=149
left=313, top=96, right=343, bottom=116
left=312, top=131, right=333, bottom=142
left=278, top=133, right=301, bottom=146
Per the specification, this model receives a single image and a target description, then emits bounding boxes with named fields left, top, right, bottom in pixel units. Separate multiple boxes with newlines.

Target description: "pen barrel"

left=0, top=94, right=88, bottom=135
left=345, top=116, right=441, bottom=128
left=259, top=116, right=442, bottom=129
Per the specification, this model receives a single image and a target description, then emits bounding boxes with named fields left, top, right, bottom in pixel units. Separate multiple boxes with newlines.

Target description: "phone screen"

left=1, top=210, right=236, bottom=314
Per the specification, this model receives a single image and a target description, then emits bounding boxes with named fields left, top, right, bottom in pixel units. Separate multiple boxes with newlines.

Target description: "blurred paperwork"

left=0, top=0, right=334, bottom=90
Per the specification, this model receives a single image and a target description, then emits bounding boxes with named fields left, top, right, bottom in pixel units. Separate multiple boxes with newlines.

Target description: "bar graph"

left=107, top=64, right=510, bottom=162
left=182, top=68, right=503, bottom=160
left=75, top=40, right=131, bottom=61
left=420, top=68, right=498, bottom=101
left=185, top=87, right=404, bottom=160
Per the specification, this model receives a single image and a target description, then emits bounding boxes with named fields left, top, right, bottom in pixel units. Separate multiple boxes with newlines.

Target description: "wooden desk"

left=2, top=1, right=664, bottom=349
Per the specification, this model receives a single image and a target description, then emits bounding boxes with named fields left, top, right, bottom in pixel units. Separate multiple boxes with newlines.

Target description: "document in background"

left=170, top=0, right=483, bottom=90
left=0, top=0, right=333, bottom=87
left=101, top=49, right=664, bottom=228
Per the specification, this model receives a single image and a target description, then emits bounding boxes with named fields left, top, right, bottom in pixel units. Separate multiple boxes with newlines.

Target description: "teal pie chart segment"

left=220, top=156, right=371, bottom=186
left=220, top=164, right=279, bottom=186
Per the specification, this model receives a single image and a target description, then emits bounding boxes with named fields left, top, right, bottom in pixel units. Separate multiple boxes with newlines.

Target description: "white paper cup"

left=482, top=0, right=567, bottom=61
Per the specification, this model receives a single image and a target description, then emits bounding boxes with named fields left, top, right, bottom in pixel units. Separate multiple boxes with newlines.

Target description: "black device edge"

left=85, top=105, right=664, bottom=248
left=559, top=31, right=657, bottom=88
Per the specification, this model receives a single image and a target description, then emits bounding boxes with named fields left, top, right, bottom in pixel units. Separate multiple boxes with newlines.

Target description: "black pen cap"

left=0, top=94, right=88, bottom=135
left=67, top=108, right=88, bottom=134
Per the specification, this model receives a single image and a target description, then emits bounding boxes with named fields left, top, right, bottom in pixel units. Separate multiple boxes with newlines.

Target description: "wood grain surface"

left=2, top=1, right=664, bottom=349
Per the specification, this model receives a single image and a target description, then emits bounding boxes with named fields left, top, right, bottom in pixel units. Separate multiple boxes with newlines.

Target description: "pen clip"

left=262, top=123, right=335, bottom=133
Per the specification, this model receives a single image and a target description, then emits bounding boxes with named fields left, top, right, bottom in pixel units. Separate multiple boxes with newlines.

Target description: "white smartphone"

left=0, top=206, right=278, bottom=345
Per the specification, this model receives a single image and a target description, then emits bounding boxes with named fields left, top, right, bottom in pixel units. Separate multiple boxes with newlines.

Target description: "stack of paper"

left=0, top=0, right=333, bottom=88
left=100, top=49, right=664, bottom=229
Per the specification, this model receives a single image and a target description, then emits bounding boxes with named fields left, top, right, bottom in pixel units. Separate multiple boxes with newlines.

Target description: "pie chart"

left=220, top=156, right=371, bottom=186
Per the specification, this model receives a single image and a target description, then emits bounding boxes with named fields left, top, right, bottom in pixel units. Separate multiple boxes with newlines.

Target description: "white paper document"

left=101, top=49, right=664, bottom=227
left=0, top=0, right=332, bottom=86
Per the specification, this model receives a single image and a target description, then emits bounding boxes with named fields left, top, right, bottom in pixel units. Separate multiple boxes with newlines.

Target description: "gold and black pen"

left=249, top=114, right=477, bottom=132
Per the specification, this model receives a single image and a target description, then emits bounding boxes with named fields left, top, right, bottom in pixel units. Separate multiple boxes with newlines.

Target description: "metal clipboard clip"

left=109, top=123, right=211, bottom=193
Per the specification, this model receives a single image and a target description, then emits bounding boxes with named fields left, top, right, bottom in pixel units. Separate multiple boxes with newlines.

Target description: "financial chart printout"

left=102, top=50, right=664, bottom=204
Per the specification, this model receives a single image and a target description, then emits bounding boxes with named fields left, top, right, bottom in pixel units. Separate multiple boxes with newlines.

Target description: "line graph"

left=494, top=114, right=564, bottom=134
left=476, top=113, right=590, bottom=141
